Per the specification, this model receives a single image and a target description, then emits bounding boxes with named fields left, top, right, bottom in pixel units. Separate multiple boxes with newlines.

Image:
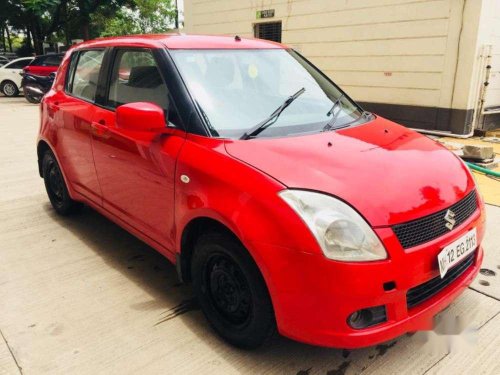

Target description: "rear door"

left=54, top=49, right=106, bottom=204
left=90, top=48, right=186, bottom=252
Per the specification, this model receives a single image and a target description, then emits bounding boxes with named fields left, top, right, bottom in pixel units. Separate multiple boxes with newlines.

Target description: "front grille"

left=406, top=253, right=475, bottom=309
left=393, top=190, right=478, bottom=249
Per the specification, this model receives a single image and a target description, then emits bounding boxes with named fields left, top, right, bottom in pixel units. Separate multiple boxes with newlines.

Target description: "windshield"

left=170, top=49, right=367, bottom=138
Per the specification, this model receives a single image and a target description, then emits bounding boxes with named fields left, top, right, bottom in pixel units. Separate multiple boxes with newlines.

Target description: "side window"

left=67, top=50, right=105, bottom=102
left=107, top=49, right=180, bottom=126
left=30, top=57, right=43, bottom=66
left=42, top=55, right=62, bottom=66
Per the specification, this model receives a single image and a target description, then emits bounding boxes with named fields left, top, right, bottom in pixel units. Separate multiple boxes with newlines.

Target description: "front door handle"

left=91, top=121, right=110, bottom=138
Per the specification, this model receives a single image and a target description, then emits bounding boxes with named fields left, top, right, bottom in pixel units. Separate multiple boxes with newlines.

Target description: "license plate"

left=438, top=228, right=477, bottom=278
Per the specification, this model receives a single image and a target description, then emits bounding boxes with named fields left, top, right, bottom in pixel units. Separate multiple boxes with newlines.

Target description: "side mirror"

left=116, top=102, right=166, bottom=132
left=49, top=72, right=56, bottom=79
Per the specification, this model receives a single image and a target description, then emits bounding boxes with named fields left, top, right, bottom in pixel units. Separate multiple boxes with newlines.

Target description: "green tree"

left=1, top=0, right=177, bottom=55
left=99, top=0, right=176, bottom=36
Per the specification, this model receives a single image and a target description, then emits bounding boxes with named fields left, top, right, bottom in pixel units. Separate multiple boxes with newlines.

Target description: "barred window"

left=254, top=22, right=282, bottom=43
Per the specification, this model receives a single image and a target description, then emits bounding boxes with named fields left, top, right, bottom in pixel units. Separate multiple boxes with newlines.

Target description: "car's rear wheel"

left=192, top=231, right=275, bottom=349
left=42, top=150, right=82, bottom=215
left=1, top=81, right=19, bottom=97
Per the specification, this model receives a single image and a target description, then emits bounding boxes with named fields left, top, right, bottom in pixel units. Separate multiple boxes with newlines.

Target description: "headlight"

left=279, top=190, right=387, bottom=262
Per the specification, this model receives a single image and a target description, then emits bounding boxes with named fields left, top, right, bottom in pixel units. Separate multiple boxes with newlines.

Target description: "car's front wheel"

left=1, top=80, right=19, bottom=97
left=42, top=150, right=82, bottom=215
left=192, top=231, right=276, bottom=349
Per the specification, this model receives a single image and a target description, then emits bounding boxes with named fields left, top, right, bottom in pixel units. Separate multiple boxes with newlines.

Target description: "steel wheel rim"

left=3, top=83, right=15, bottom=96
left=204, top=253, right=252, bottom=327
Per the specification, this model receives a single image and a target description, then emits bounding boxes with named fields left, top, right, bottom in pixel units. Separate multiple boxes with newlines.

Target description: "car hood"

left=224, top=116, right=475, bottom=227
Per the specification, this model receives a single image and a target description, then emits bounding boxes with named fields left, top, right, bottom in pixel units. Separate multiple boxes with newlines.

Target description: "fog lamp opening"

left=348, top=306, right=387, bottom=329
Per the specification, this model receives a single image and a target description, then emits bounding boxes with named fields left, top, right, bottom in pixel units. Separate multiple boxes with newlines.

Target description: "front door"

left=91, top=48, right=185, bottom=253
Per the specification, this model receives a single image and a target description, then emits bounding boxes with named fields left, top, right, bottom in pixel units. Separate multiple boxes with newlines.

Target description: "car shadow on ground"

left=41, top=202, right=410, bottom=373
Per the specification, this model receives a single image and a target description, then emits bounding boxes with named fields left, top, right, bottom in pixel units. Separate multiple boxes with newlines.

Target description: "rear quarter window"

left=65, top=50, right=105, bottom=102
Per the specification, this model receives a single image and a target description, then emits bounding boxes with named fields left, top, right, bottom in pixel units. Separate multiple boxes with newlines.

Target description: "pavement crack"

left=0, top=328, right=23, bottom=375
left=478, top=310, right=500, bottom=330
left=422, top=352, right=449, bottom=375
left=468, top=286, right=500, bottom=302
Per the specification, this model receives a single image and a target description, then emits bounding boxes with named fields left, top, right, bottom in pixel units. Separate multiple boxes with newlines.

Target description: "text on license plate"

left=438, top=228, right=477, bottom=278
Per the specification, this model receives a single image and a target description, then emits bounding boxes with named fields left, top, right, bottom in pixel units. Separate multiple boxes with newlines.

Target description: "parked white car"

left=0, top=57, right=34, bottom=97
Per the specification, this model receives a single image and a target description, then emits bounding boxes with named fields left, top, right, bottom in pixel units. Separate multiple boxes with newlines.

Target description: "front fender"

left=174, top=134, right=323, bottom=261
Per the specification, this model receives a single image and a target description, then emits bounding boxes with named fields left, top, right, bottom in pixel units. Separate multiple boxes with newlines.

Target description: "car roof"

left=0, top=57, right=33, bottom=68
left=71, top=33, right=286, bottom=50
left=10, top=57, right=34, bottom=62
left=34, top=53, right=64, bottom=58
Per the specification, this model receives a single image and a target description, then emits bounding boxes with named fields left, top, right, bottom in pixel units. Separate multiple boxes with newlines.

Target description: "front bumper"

left=249, top=206, right=485, bottom=348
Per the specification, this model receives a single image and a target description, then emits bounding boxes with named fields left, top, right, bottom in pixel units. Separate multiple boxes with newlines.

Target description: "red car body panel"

left=225, top=118, right=476, bottom=227
left=24, top=65, right=58, bottom=76
left=72, top=34, right=284, bottom=50
left=37, top=34, right=485, bottom=348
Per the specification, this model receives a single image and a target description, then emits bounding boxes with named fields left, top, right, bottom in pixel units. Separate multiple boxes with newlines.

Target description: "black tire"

left=192, top=232, right=276, bottom=349
left=42, top=150, right=82, bottom=215
left=1, top=80, right=19, bottom=97
left=25, top=89, right=41, bottom=104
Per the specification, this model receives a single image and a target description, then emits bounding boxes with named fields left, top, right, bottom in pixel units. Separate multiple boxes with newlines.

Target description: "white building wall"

left=476, top=0, right=500, bottom=110
left=184, top=0, right=498, bottom=132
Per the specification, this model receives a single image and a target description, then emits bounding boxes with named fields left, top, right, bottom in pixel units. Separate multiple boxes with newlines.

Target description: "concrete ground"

left=438, top=136, right=500, bottom=206
left=0, top=96, right=499, bottom=375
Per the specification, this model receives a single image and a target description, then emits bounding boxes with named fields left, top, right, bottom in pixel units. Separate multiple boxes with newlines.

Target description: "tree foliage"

left=1, top=0, right=176, bottom=56
left=97, top=0, right=176, bottom=37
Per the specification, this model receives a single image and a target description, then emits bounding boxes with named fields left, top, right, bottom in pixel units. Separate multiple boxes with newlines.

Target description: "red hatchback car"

left=37, top=34, right=485, bottom=349
left=23, top=53, right=64, bottom=76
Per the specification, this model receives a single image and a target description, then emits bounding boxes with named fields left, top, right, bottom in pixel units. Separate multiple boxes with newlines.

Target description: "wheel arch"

left=178, top=216, right=241, bottom=283
left=37, top=139, right=73, bottom=199
left=0, top=79, right=18, bottom=93
left=37, top=140, right=52, bottom=177
left=0, top=79, right=17, bottom=86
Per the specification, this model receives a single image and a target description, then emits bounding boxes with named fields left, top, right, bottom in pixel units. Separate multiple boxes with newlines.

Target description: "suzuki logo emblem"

left=444, top=209, right=456, bottom=230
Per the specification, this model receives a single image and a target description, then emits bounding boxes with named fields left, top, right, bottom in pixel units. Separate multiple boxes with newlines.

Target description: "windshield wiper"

left=322, top=94, right=345, bottom=132
left=240, top=87, right=305, bottom=140
left=323, top=110, right=373, bottom=132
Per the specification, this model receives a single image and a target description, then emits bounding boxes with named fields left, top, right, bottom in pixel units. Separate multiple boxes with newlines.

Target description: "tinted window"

left=43, top=55, right=63, bottom=66
left=67, top=50, right=105, bottom=102
left=31, top=54, right=63, bottom=67
left=5, top=59, right=32, bottom=69
left=107, top=49, right=180, bottom=126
